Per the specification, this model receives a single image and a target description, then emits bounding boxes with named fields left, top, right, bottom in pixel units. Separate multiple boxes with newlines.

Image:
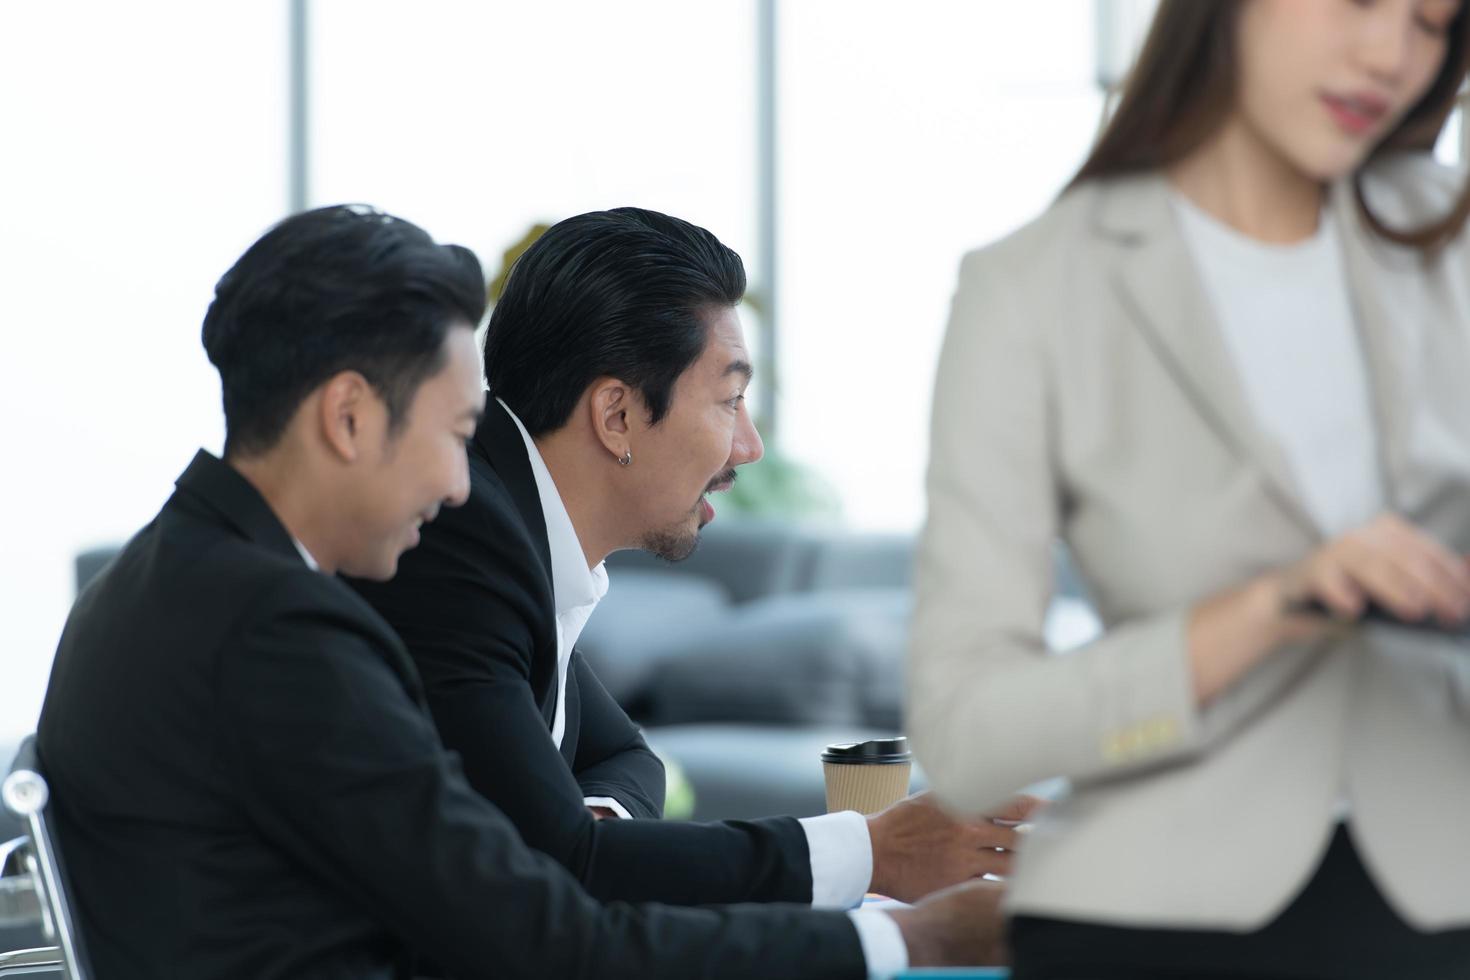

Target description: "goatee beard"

left=640, top=522, right=701, bottom=562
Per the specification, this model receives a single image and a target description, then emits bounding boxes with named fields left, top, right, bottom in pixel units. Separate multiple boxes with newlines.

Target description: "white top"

left=1170, top=190, right=1383, bottom=537
left=497, top=400, right=904, bottom=975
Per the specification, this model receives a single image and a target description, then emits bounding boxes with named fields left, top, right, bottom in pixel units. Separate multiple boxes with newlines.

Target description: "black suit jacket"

left=349, top=401, right=818, bottom=905
left=37, top=450, right=863, bottom=980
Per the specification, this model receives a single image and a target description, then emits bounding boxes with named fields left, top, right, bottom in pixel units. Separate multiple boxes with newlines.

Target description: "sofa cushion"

left=639, top=588, right=911, bottom=729
left=576, top=571, right=733, bottom=708
left=802, top=534, right=915, bottom=592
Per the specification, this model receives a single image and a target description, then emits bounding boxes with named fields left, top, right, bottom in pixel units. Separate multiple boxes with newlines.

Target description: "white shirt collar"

left=291, top=536, right=320, bottom=572
left=496, top=399, right=609, bottom=617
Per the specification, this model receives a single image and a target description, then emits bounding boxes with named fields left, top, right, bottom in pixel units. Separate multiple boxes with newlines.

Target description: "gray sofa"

left=589, top=521, right=923, bottom=819
left=591, top=522, right=915, bottom=729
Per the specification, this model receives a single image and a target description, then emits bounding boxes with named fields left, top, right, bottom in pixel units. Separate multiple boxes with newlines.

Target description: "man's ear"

left=317, top=370, right=373, bottom=463
left=587, top=377, right=633, bottom=461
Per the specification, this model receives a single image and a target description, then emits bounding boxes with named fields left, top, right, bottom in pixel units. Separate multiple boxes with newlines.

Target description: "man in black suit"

left=349, top=208, right=1033, bottom=948
left=36, top=205, right=1001, bottom=979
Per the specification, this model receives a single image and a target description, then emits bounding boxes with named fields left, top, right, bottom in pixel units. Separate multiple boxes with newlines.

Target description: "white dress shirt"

left=498, top=399, right=906, bottom=978
left=292, top=537, right=320, bottom=572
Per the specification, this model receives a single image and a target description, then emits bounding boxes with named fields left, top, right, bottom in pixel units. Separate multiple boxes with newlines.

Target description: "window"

left=775, top=2, right=1106, bottom=529
left=310, top=0, right=760, bottom=308
left=0, top=2, right=286, bottom=742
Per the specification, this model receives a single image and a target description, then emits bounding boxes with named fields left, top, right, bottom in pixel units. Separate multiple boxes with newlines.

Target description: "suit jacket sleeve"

left=907, top=248, right=1209, bottom=816
left=215, top=579, right=864, bottom=980
left=354, top=484, right=818, bottom=906
left=568, top=650, right=665, bottom=818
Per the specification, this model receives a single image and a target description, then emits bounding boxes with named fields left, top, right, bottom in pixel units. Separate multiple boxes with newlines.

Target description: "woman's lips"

left=1321, top=91, right=1388, bottom=137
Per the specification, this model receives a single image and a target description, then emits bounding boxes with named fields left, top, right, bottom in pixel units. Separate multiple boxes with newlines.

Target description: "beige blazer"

left=908, top=155, right=1470, bottom=931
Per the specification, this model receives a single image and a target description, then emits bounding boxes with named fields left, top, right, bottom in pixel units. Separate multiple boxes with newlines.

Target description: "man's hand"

left=866, top=792, right=1042, bottom=903
left=887, top=879, right=1008, bottom=967
left=587, top=806, right=619, bottom=820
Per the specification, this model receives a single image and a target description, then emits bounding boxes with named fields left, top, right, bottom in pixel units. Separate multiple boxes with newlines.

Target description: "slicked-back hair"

left=202, top=204, right=486, bottom=457
left=484, top=207, right=746, bottom=437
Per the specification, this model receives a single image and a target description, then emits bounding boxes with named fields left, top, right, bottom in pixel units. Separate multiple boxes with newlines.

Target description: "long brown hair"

left=1070, top=0, right=1470, bottom=249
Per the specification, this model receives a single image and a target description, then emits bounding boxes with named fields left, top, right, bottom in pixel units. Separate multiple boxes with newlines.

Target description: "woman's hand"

left=1272, top=513, right=1470, bottom=627
left=1188, top=514, right=1470, bottom=706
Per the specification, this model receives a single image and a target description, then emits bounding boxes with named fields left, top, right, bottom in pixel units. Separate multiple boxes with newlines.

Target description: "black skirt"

left=1010, top=823, right=1470, bottom=980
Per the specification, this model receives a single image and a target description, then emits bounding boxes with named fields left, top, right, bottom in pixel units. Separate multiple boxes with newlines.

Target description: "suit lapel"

left=474, top=399, right=554, bottom=581
left=1094, top=174, right=1322, bottom=540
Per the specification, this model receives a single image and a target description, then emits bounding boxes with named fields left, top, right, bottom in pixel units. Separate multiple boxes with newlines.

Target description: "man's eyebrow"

left=724, top=359, right=754, bottom=382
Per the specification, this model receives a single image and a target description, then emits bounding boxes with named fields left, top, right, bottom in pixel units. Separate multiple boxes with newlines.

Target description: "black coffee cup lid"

left=821, top=736, right=912, bottom=765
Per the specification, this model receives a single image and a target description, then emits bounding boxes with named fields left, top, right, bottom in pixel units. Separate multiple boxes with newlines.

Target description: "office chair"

left=0, top=738, right=88, bottom=979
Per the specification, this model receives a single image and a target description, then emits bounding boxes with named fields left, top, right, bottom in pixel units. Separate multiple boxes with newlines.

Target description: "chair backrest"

left=2, top=739, right=89, bottom=980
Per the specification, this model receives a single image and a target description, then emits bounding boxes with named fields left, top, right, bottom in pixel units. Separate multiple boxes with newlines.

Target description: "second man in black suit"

left=350, top=207, right=1033, bottom=963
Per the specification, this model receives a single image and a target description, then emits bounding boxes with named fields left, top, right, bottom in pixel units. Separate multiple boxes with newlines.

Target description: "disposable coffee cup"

left=821, top=737, right=913, bottom=815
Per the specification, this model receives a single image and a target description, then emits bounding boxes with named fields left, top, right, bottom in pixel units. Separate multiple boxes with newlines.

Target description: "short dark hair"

left=484, top=207, right=746, bottom=436
left=202, top=204, right=487, bottom=457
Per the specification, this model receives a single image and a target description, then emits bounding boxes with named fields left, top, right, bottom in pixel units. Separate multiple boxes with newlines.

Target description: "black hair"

left=202, top=204, right=486, bottom=457
left=484, top=207, right=746, bottom=436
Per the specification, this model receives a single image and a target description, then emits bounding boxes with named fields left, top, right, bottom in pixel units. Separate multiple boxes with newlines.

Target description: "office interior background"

left=3, top=0, right=1464, bottom=748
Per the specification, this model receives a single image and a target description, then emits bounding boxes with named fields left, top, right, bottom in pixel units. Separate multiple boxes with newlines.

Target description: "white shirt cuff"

left=848, top=908, right=909, bottom=980
left=583, top=796, right=633, bottom=820
left=798, top=810, right=872, bottom=909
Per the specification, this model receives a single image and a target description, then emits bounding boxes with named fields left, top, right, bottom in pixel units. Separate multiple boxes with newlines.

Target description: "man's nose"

left=731, top=401, right=765, bottom=467
left=443, top=454, right=471, bottom=509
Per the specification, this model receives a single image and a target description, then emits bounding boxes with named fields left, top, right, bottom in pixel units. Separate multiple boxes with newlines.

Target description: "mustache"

left=704, top=468, right=738, bottom=494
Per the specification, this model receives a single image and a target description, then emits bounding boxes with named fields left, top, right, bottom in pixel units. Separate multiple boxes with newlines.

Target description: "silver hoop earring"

left=618, top=451, right=632, bottom=467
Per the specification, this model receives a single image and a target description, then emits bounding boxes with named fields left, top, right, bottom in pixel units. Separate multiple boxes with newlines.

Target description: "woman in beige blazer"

left=909, top=1, right=1470, bottom=977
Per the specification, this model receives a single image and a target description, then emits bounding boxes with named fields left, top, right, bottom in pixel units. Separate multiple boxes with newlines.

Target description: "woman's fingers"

left=1308, top=559, right=1366, bottom=619
left=1321, top=521, right=1470, bottom=625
